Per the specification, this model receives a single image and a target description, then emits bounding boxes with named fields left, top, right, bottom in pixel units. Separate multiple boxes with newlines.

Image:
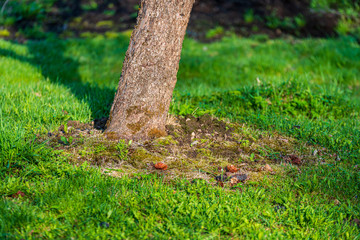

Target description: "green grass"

left=1, top=169, right=359, bottom=239
left=178, top=35, right=360, bottom=95
left=0, top=33, right=360, bottom=238
left=171, top=80, right=360, bottom=163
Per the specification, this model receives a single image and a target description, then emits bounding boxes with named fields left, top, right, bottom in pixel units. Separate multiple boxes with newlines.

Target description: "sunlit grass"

left=0, top=33, right=359, bottom=238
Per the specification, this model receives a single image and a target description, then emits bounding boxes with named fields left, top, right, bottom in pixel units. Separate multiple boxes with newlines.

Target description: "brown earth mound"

left=41, top=115, right=337, bottom=187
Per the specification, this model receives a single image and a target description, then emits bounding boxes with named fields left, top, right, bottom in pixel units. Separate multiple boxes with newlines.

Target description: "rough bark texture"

left=105, top=0, right=195, bottom=140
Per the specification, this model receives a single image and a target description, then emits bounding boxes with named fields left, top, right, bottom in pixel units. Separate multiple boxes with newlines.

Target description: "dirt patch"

left=64, top=0, right=341, bottom=39
left=42, top=114, right=338, bottom=188
left=167, top=114, right=233, bottom=145
left=165, top=115, right=242, bottom=160
left=188, top=0, right=340, bottom=40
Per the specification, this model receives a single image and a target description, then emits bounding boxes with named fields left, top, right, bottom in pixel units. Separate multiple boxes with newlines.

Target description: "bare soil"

left=5, top=0, right=341, bottom=41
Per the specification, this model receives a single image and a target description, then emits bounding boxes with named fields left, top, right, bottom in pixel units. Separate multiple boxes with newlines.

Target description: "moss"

left=172, top=131, right=180, bottom=138
left=45, top=114, right=318, bottom=184
left=154, top=135, right=178, bottom=146
left=196, top=148, right=213, bottom=157
left=126, top=105, right=141, bottom=118
left=127, top=118, right=148, bottom=134
left=221, top=141, right=238, bottom=149
left=126, top=106, right=158, bottom=135
left=158, top=103, right=165, bottom=115
left=110, top=104, right=166, bottom=139
left=62, top=136, right=123, bottom=167
left=130, top=148, right=163, bottom=168
left=127, top=106, right=157, bottom=119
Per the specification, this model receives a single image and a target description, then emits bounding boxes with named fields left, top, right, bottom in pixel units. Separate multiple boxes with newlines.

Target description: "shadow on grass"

left=0, top=39, right=123, bottom=121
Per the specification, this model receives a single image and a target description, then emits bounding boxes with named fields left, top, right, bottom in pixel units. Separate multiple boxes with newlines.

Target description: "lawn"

left=0, top=33, right=360, bottom=239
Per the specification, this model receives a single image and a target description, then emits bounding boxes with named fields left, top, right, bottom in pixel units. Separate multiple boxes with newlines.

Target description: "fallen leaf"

left=289, top=154, right=301, bottom=165
left=226, top=165, right=238, bottom=173
left=230, top=177, right=239, bottom=185
left=264, top=164, right=273, bottom=172
left=12, top=191, right=25, bottom=198
left=154, top=162, right=168, bottom=170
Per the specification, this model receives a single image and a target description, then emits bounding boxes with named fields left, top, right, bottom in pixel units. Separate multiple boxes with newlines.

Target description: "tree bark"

left=105, top=0, right=195, bottom=140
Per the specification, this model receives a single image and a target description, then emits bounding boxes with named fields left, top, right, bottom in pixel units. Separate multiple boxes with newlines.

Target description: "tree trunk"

left=105, top=0, right=195, bottom=140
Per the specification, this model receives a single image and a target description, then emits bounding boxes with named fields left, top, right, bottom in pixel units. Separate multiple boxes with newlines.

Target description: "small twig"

left=1, top=0, right=10, bottom=16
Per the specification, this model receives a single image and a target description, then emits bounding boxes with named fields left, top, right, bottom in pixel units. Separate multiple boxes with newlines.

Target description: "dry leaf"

left=226, top=165, right=238, bottom=173
left=289, top=154, right=301, bottom=165
left=12, top=191, right=25, bottom=198
left=264, top=164, right=273, bottom=172
left=230, top=177, right=239, bottom=185
left=154, top=162, right=168, bottom=170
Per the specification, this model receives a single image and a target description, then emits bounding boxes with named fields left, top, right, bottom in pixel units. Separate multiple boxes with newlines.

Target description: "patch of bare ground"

left=44, top=115, right=338, bottom=187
